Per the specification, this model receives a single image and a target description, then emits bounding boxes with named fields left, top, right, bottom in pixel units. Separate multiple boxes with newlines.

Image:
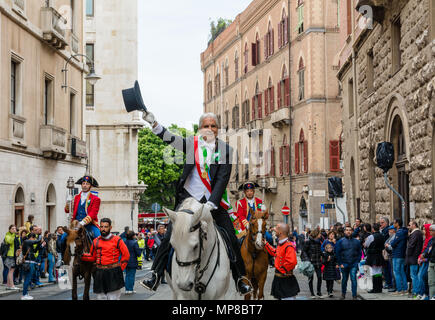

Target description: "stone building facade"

left=201, top=0, right=344, bottom=231
left=338, top=0, right=435, bottom=225
left=0, top=0, right=87, bottom=246
left=84, top=0, right=146, bottom=232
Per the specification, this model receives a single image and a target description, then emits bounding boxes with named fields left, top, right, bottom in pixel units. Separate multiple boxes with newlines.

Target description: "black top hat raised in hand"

left=122, top=81, right=148, bottom=113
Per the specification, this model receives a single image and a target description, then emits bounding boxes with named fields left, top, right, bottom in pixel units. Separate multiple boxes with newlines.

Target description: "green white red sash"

left=194, top=136, right=246, bottom=238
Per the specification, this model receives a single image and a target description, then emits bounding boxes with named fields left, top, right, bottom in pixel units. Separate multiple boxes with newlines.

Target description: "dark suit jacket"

left=157, top=127, right=233, bottom=209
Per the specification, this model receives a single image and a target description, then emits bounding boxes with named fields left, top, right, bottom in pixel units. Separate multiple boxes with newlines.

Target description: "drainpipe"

left=288, top=0, right=294, bottom=232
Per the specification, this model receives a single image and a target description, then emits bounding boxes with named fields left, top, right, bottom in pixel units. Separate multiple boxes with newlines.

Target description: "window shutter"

left=258, top=93, right=262, bottom=119
left=252, top=97, right=256, bottom=120
left=278, top=23, right=282, bottom=48
left=264, top=89, right=269, bottom=116
left=285, top=77, right=290, bottom=107
left=270, top=86, right=274, bottom=112
left=277, top=81, right=282, bottom=109
left=264, top=34, right=268, bottom=59
left=271, top=147, right=275, bottom=176
left=279, top=147, right=283, bottom=176
left=247, top=100, right=250, bottom=122
left=330, top=140, right=341, bottom=172
left=285, top=145, right=290, bottom=175
left=284, top=17, right=288, bottom=44
left=252, top=43, right=256, bottom=66
left=303, top=140, right=308, bottom=173
left=271, top=29, right=274, bottom=54
left=295, top=143, right=300, bottom=175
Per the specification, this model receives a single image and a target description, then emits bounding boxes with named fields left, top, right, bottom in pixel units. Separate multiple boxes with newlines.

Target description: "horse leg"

left=72, top=267, right=78, bottom=301
left=256, top=263, right=268, bottom=300
left=83, top=270, right=91, bottom=301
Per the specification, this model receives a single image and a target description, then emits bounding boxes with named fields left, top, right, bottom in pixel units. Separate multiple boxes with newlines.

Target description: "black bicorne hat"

left=238, top=182, right=260, bottom=191
left=122, top=81, right=148, bottom=113
left=76, top=176, right=99, bottom=188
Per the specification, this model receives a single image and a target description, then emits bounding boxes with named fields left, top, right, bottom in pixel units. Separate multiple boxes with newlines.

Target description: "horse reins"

left=175, top=209, right=221, bottom=300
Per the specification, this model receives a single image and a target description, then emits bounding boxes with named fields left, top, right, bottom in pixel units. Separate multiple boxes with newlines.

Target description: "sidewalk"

left=0, top=276, right=57, bottom=298
left=358, top=289, right=421, bottom=301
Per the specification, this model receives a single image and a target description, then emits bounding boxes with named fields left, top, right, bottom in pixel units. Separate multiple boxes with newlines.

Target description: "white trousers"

left=96, top=289, right=122, bottom=300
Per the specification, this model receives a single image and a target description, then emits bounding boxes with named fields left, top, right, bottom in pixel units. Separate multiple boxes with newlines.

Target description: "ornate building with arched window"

left=338, top=0, right=435, bottom=225
left=201, top=0, right=343, bottom=230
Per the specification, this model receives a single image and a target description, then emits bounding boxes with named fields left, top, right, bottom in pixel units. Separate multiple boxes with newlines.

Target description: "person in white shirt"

left=140, top=111, right=252, bottom=295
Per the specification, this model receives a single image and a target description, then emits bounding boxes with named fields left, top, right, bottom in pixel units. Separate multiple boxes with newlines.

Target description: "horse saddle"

left=215, top=224, right=236, bottom=264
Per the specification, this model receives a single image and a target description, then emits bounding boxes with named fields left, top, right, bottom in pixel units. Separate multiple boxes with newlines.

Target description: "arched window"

left=298, top=58, right=305, bottom=101
left=207, top=74, right=212, bottom=101
left=279, top=135, right=290, bottom=176
left=224, top=59, right=229, bottom=87
left=232, top=95, right=240, bottom=129
left=390, top=115, right=410, bottom=223
left=46, top=184, right=56, bottom=232
left=267, top=138, right=276, bottom=177
left=252, top=82, right=262, bottom=120
left=242, top=92, right=250, bottom=125
left=279, top=9, right=289, bottom=47
left=252, top=33, right=261, bottom=67
left=265, top=22, right=274, bottom=59
left=215, top=67, right=221, bottom=96
left=14, top=187, right=25, bottom=228
left=235, top=50, right=239, bottom=80
left=295, top=129, right=308, bottom=174
left=244, top=43, right=249, bottom=74
left=265, top=77, right=275, bottom=115
left=278, top=65, right=289, bottom=108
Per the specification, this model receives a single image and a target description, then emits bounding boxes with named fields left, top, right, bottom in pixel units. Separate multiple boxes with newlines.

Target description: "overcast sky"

left=138, top=0, right=252, bottom=130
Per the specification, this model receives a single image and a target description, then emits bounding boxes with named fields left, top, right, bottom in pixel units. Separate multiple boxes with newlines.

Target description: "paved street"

left=0, top=256, right=363, bottom=301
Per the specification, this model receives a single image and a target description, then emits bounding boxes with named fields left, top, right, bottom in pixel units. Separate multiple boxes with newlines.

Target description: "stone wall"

left=355, top=0, right=435, bottom=224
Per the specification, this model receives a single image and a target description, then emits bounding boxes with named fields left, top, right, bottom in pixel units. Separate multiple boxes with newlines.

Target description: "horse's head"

left=249, top=209, right=269, bottom=250
left=164, top=198, right=212, bottom=292
left=63, top=223, right=91, bottom=265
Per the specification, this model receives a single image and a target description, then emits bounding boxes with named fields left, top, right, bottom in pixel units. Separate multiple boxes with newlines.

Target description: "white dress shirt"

left=152, top=123, right=218, bottom=207
left=80, top=192, right=89, bottom=205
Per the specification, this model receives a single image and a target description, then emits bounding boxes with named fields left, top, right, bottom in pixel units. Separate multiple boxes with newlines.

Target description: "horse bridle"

left=174, top=209, right=221, bottom=300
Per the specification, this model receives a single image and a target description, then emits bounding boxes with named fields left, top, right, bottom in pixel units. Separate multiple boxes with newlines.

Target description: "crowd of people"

left=0, top=215, right=70, bottom=300
left=294, top=217, right=435, bottom=300
left=0, top=213, right=168, bottom=300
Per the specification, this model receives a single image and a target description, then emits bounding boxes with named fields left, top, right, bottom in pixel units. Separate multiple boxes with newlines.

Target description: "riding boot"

left=141, top=222, right=173, bottom=291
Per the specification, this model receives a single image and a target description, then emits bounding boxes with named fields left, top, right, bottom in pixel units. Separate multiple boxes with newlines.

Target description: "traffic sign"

left=282, top=206, right=290, bottom=216
left=321, top=204, right=325, bottom=215
left=151, top=203, right=161, bottom=213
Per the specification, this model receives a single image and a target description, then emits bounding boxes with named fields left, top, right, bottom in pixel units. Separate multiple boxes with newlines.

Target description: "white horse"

left=163, top=198, right=232, bottom=300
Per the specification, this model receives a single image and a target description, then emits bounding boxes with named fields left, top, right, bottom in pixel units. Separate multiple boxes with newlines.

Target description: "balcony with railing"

left=41, top=6, right=68, bottom=50
left=271, top=107, right=290, bottom=128
left=40, top=125, right=67, bottom=159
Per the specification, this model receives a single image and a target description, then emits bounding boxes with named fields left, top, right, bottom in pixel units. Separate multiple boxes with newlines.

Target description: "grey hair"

left=199, top=113, right=219, bottom=129
left=380, top=216, right=390, bottom=225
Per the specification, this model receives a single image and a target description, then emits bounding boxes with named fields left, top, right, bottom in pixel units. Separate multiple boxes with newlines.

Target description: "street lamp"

left=62, top=54, right=101, bottom=91
left=66, top=177, right=75, bottom=226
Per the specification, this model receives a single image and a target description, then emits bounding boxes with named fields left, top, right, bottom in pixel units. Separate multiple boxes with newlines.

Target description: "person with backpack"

left=21, top=233, right=46, bottom=300
left=3, top=225, right=20, bottom=291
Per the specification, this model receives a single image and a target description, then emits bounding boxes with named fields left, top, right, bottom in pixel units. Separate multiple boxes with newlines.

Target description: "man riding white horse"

left=140, top=111, right=252, bottom=296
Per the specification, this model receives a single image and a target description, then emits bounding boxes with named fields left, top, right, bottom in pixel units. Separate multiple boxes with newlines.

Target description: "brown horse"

left=63, top=221, right=96, bottom=300
left=241, top=210, right=269, bottom=300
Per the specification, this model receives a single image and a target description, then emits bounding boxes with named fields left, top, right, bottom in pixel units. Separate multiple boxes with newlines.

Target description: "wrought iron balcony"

left=40, top=125, right=67, bottom=159
left=41, top=6, right=68, bottom=50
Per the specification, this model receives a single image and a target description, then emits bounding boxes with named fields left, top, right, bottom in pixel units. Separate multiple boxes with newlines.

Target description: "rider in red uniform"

left=236, top=182, right=265, bottom=230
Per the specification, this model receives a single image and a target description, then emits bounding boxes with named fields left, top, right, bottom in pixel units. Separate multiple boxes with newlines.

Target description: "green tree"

left=208, top=18, right=233, bottom=46
left=138, top=124, right=193, bottom=212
